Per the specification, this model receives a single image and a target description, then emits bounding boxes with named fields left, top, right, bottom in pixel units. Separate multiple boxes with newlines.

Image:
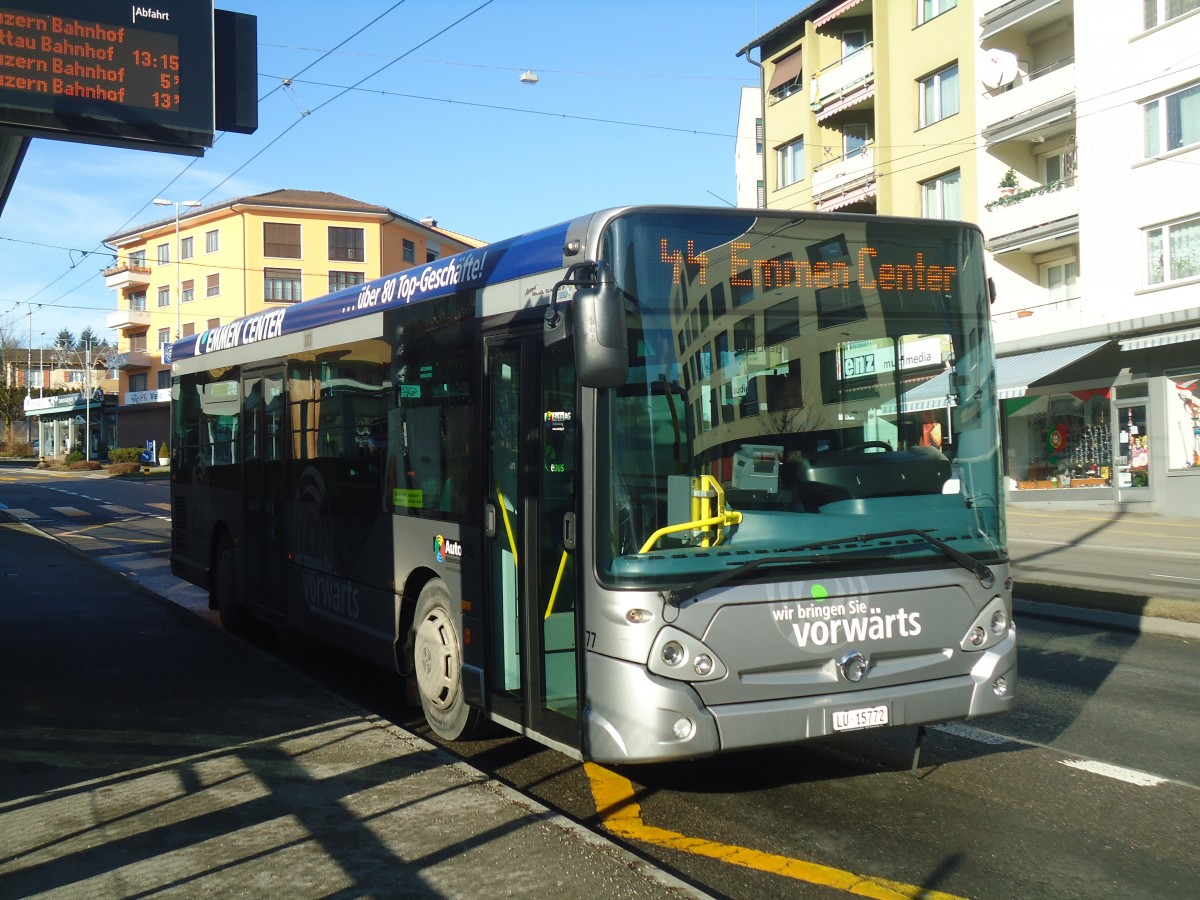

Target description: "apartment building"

left=737, top=0, right=1200, bottom=516
left=102, top=190, right=481, bottom=451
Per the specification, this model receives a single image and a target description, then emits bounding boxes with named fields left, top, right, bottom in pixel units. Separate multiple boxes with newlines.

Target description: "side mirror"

left=572, top=278, right=628, bottom=388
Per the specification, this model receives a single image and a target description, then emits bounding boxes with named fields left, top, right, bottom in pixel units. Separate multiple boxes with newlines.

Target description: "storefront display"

left=1005, top=389, right=1111, bottom=489
left=1167, top=370, right=1200, bottom=469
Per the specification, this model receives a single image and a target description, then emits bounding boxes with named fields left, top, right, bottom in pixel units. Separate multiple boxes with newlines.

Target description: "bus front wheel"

left=412, top=579, right=486, bottom=741
left=213, top=533, right=249, bottom=634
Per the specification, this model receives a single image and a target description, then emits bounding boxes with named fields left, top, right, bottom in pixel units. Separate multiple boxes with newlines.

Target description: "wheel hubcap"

left=414, top=606, right=459, bottom=711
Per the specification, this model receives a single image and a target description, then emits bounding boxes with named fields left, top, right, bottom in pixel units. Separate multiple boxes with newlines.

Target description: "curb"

left=1014, top=597, right=1200, bottom=639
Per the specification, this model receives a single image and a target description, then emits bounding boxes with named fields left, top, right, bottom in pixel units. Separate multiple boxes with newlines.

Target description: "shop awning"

left=1119, top=327, right=1200, bottom=351
left=993, top=341, right=1109, bottom=399
left=879, top=341, right=1110, bottom=414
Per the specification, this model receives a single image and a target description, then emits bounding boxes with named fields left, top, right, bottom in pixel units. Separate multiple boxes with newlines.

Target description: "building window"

left=263, top=222, right=302, bottom=258
left=130, top=373, right=148, bottom=392
left=182, top=323, right=195, bottom=337
left=156, top=243, right=170, bottom=265
left=206, top=273, right=220, bottom=297
left=918, top=0, right=956, bottom=24
left=919, top=62, right=959, bottom=127
left=921, top=169, right=962, bottom=219
left=767, top=47, right=803, bottom=102
left=1144, top=82, right=1200, bottom=157
left=205, top=229, right=219, bottom=253
left=180, top=236, right=194, bottom=259
left=776, top=137, right=805, bottom=188
left=130, top=249, right=146, bottom=267
left=157, top=286, right=170, bottom=307
left=1144, top=0, right=1200, bottom=29
left=1041, top=258, right=1080, bottom=307
left=181, top=279, right=195, bottom=303
left=157, top=328, right=171, bottom=350
left=129, top=291, right=147, bottom=311
left=1146, top=215, right=1200, bottom=285
left=264, top=267, right=303, bottom=302
left=157, top=369, right=172, bottom=389
left=328, top=226, right=365, bottom=261
left=329, top=270, right=365, bottom=292
left=427, top=244, right=441, bottom=263
left=207, top=318, right=220, bottom=330
left=402, top=238, right=415, bottom=263
left=130, top=332, right=148, bottom=352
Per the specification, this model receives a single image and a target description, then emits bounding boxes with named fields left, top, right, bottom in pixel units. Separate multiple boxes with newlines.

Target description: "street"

left=1, top=466, right=1197, bottom=899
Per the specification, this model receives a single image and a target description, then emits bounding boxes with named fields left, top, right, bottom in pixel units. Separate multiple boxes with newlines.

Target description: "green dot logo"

left=811, top=584, right=829, bottom=601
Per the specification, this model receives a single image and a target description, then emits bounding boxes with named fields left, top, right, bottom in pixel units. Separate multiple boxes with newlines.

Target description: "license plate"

left=832, top=705, right=889, bottom=732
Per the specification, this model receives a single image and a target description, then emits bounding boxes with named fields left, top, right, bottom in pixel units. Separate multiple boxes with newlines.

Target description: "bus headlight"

left=661, top=641, right=686, bottom=667
left=960, top=597, right=1013, bottom=652
left=648, top=627, right=727, bottom=682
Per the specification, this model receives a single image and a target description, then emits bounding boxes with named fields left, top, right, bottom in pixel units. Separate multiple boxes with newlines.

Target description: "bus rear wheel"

left=213, top=533, right=249, bottom=634
left=412, top=579, right=487, bottom=741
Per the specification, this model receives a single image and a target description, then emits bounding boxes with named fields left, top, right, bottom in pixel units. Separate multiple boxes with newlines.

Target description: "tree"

left=52, top=329, right=76, bottom=371
left=0, top=324, right=26, bottom=444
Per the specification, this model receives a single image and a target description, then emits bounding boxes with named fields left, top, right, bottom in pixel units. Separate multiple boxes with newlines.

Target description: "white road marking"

left=930, top=722, right=1012, bottom=745
left=1059, top=759, right=1166, bottom=786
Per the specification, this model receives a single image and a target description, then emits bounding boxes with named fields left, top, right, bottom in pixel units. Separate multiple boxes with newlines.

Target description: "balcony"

left=813, top=146, right=877, bottom=210
left=979, top=0, right=1073, bottom=42
left=103, top=264, right=152, bottom=291
left=106, top=306, right=152, bottom=331
left=810, top=45, right=874, bottom=121
left=108, top=350, right=153, bottom=370
left=982, top=60, right=1074, bottom=144
left=983, top=180, right=1079, bottom=254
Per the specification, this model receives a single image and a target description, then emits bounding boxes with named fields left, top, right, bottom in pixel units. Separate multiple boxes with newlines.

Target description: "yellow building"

left=738, top=1, right=980, bottom=219
left=102, top=189, right=482, bottom=451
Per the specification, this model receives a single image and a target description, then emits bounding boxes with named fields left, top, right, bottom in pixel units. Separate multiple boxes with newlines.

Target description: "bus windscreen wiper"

left=782, top=529, right=994, bottom=588
left=661, top=529, right=993, bottom=607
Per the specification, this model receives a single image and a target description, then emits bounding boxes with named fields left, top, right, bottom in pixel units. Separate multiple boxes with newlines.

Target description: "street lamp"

left=152, top=198, right=201, bottom=342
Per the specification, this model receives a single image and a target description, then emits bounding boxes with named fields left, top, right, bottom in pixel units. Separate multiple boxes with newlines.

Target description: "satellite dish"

left=980, top=50, right=1019, bottom=89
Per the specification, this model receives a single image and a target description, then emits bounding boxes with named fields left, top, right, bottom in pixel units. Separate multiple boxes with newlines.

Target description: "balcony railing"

left=983, top=180, right=1079, bottom=252
left=982, top=59, right=1074, bottom=143
left=108, top=350, right=153, bottom=370
left=105, top=307, right=152, bottom=331
left=103, top=264, right=152, bottom=291
left=810, top=44, right=874, bottom=115
left=813, top=145, right=876, bottom=200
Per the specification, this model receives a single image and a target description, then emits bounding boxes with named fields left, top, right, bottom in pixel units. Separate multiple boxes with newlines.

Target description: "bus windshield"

left=597, top=211, right=1003, bottom=585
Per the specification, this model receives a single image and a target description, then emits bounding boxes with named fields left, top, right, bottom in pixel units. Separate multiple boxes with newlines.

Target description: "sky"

left=0, top=0, right=801, bottom=346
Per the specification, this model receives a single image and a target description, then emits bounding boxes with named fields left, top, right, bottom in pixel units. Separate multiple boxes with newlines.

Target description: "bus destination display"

left=0, top=1, right=214, bottom=153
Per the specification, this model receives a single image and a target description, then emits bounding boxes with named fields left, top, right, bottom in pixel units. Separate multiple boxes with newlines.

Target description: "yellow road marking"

left=585, top=763, right=969, bottom=900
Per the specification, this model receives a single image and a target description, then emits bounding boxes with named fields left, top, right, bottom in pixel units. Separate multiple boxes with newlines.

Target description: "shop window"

left=1006, top=390, right=1112, bottom=489
left=1167, top=369, right=1200, bottom=469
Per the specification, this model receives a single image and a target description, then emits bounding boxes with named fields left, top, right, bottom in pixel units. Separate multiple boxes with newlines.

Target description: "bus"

left=170, top=206, right=1015, bottom=764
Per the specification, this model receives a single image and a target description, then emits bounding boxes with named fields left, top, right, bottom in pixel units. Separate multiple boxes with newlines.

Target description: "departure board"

left=0, top=1, right=214, bottom=154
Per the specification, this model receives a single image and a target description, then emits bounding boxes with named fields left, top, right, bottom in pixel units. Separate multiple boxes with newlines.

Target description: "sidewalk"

left=0, top=519, right=705, bottom=899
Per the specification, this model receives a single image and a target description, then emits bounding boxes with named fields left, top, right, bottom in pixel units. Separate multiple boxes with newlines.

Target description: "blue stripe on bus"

left=172, top=220, right=571, bottom=363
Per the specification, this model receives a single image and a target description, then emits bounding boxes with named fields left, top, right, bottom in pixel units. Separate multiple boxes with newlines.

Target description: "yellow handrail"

left=638, top=475, right=742, bottom=554
left=544, top=550, right=569, bottom=620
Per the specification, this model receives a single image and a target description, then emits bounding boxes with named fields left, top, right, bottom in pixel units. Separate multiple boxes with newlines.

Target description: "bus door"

left=241, top=368, right=287, bottom=619
left=484, top=334, right=580, bottom=749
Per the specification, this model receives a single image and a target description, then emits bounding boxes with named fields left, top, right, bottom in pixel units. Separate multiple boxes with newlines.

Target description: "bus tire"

left=213, top=533, right=249, bottom=634
left=412, top=578, right=486, bottom=741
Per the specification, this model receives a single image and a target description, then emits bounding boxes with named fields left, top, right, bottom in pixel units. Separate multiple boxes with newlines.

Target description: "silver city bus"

left=170, top=206, right=1015, bottom=764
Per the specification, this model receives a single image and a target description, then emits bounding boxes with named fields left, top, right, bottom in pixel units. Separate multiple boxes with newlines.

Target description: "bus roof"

left=168, top=218, right=571, bottom=365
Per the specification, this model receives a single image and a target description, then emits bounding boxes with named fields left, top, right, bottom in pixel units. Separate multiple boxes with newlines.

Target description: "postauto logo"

left=433, top=535, right=463, bottom=564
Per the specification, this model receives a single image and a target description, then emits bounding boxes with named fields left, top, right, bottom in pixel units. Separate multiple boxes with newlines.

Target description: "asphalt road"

left=3, top=466, right=1198, bottom=899
left=1008, top=505, right=1200, bottom=602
